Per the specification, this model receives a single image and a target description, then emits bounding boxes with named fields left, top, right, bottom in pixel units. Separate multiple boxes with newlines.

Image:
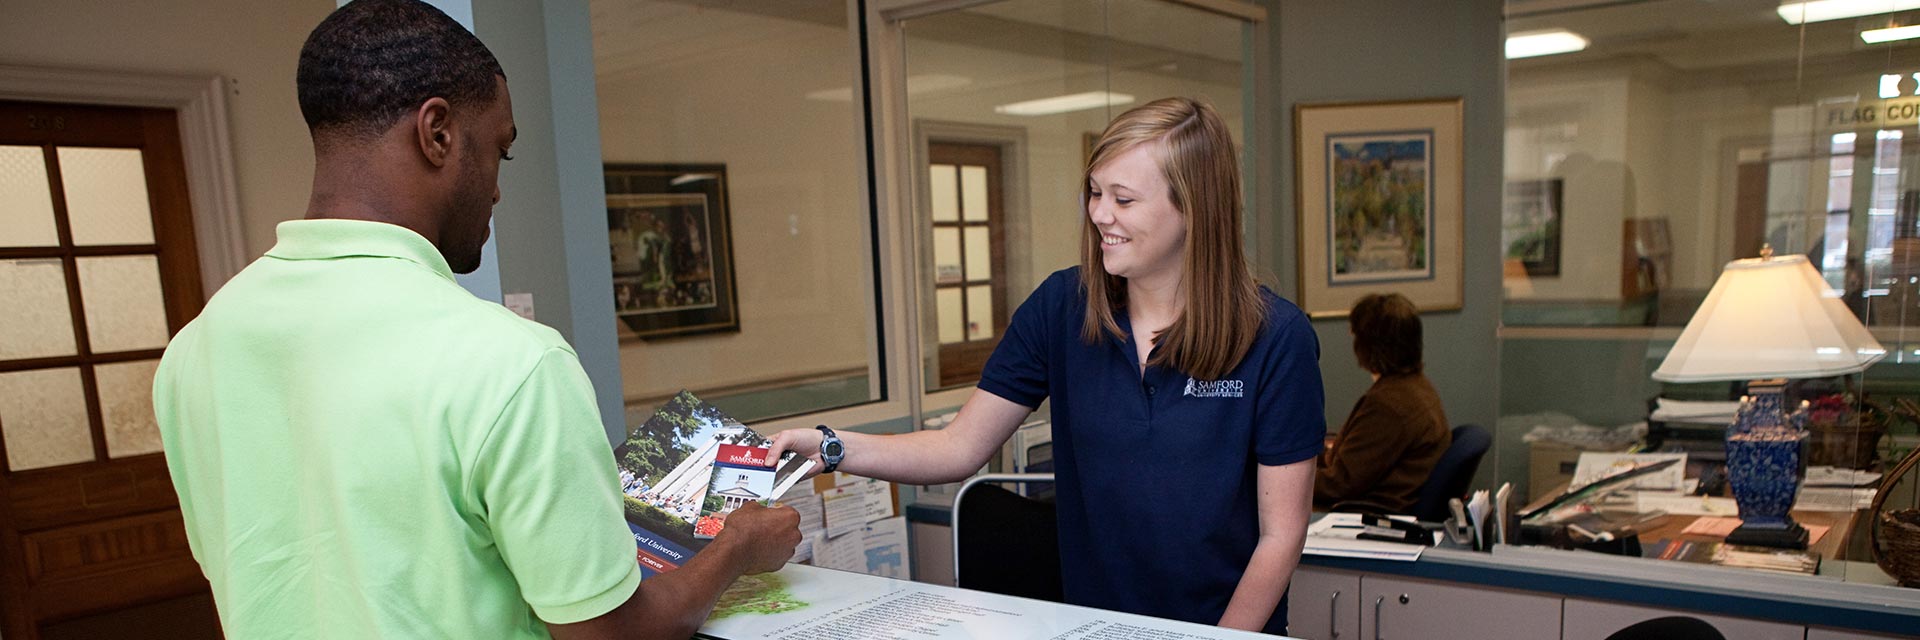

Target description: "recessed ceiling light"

left=1506, top=29, right=1588, bottom=59
left=993, top=91, right=1136, bottom=116
left=804, top=74, right=972, bottom=102
left=1778, top=0, right=1920, bottom=25
left=1863, top=24, right=1920, bottom=43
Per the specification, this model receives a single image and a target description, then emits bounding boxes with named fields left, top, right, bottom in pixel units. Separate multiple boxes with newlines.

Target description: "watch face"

left=822, top=441, right=844, bottom=457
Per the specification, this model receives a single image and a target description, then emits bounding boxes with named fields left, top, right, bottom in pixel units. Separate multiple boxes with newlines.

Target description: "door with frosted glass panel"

left=0, top=101, right=210, bottom=639
left=927, top=142, right=1009, bottom=388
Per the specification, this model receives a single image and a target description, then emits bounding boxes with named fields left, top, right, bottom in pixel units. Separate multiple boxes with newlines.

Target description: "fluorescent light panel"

left=1506, top=29, right=1588, bottom=59
left=804, top=74, right=972, bottom=102
left=993, top=91, right=1135, bottom=116
left=1778, top=0, right=1920, bottom=25
left=1863, top=24, right=1920, bottom=42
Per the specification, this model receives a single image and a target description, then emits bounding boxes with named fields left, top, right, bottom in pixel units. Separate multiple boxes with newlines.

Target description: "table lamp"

left=1651, top=247, right=1886, bottom=549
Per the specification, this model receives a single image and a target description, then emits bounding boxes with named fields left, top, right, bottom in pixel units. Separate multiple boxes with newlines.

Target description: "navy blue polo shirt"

left=978, top=267, right=1325, bottom=635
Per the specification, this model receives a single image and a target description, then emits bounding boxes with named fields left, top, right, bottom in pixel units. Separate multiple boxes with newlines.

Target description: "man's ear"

left=414, top=97, right=455, bottom=168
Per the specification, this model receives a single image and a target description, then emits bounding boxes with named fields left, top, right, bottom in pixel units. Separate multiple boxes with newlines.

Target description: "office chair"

left=1406, top=423, right=1493, bottom=522
left=950, top=473, right=1063, bottom=603
left=1602, top=616, right=1726, bottom=640
left=1331, top=424, right=1493, bottom=523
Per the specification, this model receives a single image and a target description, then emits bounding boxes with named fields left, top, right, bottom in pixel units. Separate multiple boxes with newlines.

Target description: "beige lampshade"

left=1651, top=254, right=1886, bottom=382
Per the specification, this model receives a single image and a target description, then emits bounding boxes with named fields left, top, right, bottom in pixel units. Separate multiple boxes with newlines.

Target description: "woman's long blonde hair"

left=1079, top=97, right=1265, bottom=381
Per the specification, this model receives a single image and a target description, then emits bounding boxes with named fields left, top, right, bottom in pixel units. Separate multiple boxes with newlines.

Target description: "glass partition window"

left=901, top=0, right=1251, bottom=394
left=1501, top=0, right=1920, bottom=585
left=591, top=0, right=879, bottom=424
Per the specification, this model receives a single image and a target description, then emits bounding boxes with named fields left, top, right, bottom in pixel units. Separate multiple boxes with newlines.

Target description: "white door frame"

left=0, top=65, right=247, bottom=299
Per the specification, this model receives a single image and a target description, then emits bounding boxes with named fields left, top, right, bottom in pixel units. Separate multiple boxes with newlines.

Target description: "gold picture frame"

left=1294, top=97, right=1465, bottom=318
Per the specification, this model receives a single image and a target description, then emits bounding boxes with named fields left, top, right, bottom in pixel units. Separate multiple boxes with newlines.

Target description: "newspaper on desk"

left=1304, top=513, right=1426, bottom=561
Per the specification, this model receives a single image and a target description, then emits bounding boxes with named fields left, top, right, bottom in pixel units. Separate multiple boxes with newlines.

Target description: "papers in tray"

left=1650, top=398, right=1739, bottom=425
left=1804, top=466, right=1882, bottom=487
left=1304, top=513, right=1426, bottom=561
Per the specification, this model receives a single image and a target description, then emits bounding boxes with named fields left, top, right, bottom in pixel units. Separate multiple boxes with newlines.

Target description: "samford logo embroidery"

left=1183, top=378, right=1245, bottom=398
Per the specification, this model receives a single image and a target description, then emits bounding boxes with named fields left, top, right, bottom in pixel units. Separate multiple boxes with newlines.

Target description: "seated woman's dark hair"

left=1349, top=293, right=1422, bottom=376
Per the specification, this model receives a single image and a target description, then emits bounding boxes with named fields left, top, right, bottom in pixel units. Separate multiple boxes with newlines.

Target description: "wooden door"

left=0, top=100, right=211, bottom=639
left=926, top=142, right=1008, bottom=389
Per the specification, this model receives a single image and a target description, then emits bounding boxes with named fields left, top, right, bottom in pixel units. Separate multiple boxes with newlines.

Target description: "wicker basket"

left=1871, top=443, right=1920, bottom=588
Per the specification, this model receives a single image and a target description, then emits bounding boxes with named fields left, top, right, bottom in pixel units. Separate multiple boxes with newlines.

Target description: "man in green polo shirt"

left=152, top=2, right=799, bottom=638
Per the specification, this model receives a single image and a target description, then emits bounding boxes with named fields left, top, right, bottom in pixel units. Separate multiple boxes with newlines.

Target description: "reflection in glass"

left=931, top=164, right=959, bottom=222
left=966, top=284, right=994, bottom=341
left=965, top=227, right=992, bottom=281
left=96, top=359, right=164, bottom=458
left=77, top=255, right=171, bottom=353
left=934, top=227, right=962, bottom=284
left=905, top=0, right=1249, bottom=393
left=936, top=287, right=964, bottom=344
left=961, top=165, right=989, bottom=221
left=57, top=147, right=155, bottom=246
left=0, top=258, right=78, bottom=359
left=593, top=0, right=876, bottom=423
left=0, top=145, right=58, bottom=247
left=0, top=367, right=93, bottom=471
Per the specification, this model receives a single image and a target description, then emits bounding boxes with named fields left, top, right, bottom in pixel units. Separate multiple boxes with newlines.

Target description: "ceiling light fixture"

left=804, top=74, right=972, bottom=102
left=993, top=91, right=1136, bottom=116
left=1863, top=24, right=1920, bottom=42
left=1778, top=0, right=1920, bottom=25
left=1506, top=29, right=1589, bottom=59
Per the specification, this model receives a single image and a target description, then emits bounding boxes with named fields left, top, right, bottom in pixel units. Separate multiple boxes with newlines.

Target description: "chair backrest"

left=1602, top=616, right=1726, bottom=640
left=951, top=474, right=1063, bottom=603
left=1409, top=424, right=1493, bottom=522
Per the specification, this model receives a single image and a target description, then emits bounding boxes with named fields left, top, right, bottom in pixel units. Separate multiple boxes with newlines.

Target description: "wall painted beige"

left=596, top=2, right=1245, bottom=405
left=0, top=0, right=335, bottom=261
left=595, top=6, right=873, bottom=403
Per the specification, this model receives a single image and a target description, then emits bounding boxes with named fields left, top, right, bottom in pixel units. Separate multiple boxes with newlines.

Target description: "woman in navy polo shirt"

left=770, top=97, right=1324, bottom=634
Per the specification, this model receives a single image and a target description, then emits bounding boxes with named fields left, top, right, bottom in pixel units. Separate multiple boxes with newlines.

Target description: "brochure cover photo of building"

left=615, top=391, right=812, bottom=577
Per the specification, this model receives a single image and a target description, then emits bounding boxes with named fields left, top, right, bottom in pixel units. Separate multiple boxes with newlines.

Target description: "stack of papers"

left=1649, top=398, right=1739, bottom=425
left=1804, top=466, right=1882, bottom=487
left=1304, top=513, right=1425, bottom=561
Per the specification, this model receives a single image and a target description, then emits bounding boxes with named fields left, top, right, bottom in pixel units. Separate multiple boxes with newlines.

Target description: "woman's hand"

left=765, top=428, right=826, bottom=478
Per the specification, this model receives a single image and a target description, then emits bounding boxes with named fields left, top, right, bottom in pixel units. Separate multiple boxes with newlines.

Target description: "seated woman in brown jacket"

left=1313, top=293, right=1451, bottom=512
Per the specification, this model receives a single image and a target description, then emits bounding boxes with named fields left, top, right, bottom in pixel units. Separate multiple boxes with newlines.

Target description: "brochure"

left=615, top=391, right=813, bottom=577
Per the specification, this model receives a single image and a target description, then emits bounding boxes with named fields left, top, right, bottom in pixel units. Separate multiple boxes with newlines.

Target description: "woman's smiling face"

left=1087, top=142, right=1186, bottom=281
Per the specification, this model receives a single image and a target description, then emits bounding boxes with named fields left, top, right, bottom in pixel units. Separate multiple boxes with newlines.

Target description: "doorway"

left=0, top=99, right=212, bottom=639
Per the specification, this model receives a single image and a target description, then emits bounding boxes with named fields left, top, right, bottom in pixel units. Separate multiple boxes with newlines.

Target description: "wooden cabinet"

left=1361, top=576, right=1561, bottom=640
left=1286, top=567, right=1361, bottom=640
left=1561, top=599, right=1804, bottom=640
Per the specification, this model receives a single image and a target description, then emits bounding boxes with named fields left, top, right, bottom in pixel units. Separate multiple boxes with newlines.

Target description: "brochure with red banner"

left=695, top=444, right=781, bottom=539
left=614, top=391, right=813, bottom=577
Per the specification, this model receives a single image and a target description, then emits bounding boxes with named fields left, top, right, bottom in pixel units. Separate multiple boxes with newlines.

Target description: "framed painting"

left=1503, top=178, right=1563, bottom=277
left=1295, top=98, right=1464, bottom=317
left=606, top=163, right=740, bottom=339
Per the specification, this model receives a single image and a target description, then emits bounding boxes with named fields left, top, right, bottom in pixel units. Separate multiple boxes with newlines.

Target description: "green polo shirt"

left=154, top=219, right=640, bottom=638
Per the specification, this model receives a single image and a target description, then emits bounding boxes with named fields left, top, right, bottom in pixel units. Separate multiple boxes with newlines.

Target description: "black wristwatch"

left=815, top=425, right=844, bottom=473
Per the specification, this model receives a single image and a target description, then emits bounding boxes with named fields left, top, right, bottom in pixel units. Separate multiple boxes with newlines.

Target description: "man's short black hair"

left=296, top=0, right=505, bottom=142
left=1349, top=293, right=1423, bottom=377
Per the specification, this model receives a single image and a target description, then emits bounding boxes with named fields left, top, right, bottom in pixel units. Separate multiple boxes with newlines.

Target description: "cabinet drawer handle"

left=1329, top=590, right=1341, bottom=638
left=1373, top=595, right=1385, bottom=640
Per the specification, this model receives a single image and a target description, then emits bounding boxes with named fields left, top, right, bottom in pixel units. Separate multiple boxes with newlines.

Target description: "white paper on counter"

left=699, top=564, right=1278, bottom=640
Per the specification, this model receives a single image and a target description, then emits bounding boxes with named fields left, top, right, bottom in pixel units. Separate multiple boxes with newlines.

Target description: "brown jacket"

left=1313, top=372, right=1451, bottom=512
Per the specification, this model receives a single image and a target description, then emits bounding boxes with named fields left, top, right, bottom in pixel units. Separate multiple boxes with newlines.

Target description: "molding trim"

left=0, top=65, right=248, bottom=300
